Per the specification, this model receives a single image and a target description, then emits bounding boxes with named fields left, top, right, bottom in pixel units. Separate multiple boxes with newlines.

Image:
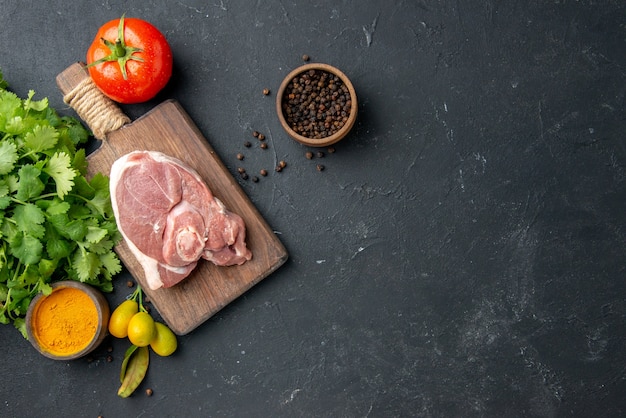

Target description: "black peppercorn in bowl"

left=276, top=63, right=357, bottom=147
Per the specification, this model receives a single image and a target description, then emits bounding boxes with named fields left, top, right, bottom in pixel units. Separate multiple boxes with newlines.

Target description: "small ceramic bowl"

left=26, top=281, right=110, bottom=361
left=276, top=63, right=358, bottom=147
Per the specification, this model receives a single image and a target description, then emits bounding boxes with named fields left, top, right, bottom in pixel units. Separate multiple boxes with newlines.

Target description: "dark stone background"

left=1, top=1, right=625, bottom=417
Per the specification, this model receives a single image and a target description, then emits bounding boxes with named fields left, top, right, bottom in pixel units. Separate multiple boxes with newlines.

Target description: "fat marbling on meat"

left=109, top=150, right=252, bottom=290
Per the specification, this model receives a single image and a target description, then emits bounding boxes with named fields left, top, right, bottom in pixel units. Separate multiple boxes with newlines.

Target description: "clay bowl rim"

left=276, top=62, right=358, bottom=148
left=25, top=280, right=110, bottom=361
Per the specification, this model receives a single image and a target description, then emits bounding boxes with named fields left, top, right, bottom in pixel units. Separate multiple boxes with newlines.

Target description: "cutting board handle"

left=56, top=62, right=130, bottom=140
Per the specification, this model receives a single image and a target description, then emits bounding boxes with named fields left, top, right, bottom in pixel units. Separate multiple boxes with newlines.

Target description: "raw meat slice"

left=109, top=150, right=252, bottom=289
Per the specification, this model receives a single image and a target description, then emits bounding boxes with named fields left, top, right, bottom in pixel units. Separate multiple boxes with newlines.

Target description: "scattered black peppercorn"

left=146, top=388, right=153, bottom=396
left=327, top=146, right=335, bottom=154
left=275, top=165, right=283, bottom=172
left=305, top=151, right=313, bottom=159
left=243, top=141, right=252, bottom=148
left=236, top=153, right=244, bottom=160
left=263, top=88, right=270, bottom=95
left=258, top=133, right=265, bottom=141
left=316, top=164, right=325, bottom=171
left=241, top=172, right=249, bottom=180
left=279, top=160, right=287, bottom=168
left=260, top=142, right=268, bottom=149
left=106, top=355, right=113, bottom=362
left=260, top=169, right=268, bottom=176
left=252, top=131, right=259, bottom=138
left=252, top=176, right=259, bottom=182
left=127, top=280, right=134, bottom=288
left=302, top=54, right=310, bottom=61
left=237, top=167, right=246, bottom=174
left=316, top=151, right=325, bottom=158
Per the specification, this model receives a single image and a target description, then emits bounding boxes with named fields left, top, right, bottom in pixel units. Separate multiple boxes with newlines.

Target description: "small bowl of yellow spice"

left=25, top=281, right=110, bottom=361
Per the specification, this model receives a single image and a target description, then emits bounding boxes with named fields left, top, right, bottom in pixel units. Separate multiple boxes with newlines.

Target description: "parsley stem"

left=19, top=150, right=38, bottom=161
left=8, top=197, right=26, bottom=206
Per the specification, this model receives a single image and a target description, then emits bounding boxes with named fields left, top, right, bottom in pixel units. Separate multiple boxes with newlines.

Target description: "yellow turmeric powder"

left=32, top=287, right=99, bottom=356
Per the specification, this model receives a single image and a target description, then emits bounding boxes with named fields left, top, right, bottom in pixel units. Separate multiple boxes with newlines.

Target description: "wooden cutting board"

left=57, top=63, right=288, bottom=335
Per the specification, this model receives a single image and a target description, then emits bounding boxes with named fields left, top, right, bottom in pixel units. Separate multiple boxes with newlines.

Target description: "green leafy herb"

left=0, top=69, right=122, bottom=337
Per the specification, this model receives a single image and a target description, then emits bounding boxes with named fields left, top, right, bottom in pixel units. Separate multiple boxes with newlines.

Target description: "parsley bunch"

left=0, top=70, right=122, bottom=337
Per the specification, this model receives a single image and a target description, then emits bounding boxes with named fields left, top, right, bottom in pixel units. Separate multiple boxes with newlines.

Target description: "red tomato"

left=86, top=15, right=173, bottom=104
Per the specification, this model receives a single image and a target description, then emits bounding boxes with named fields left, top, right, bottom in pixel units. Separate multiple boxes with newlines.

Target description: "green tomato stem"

left=86, top=14, right=144, bottom=80
left=114, top=40, right=126, bottom=58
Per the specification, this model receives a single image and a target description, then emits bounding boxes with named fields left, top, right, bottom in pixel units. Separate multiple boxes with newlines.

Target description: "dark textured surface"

left=1, top=1, right=625, bottom=417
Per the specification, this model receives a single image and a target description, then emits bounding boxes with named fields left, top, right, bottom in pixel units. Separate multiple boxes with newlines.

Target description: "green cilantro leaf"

left=4, top=116, right=25, bottom=135
left=73, top=247, right=100, bottom=282
left=64, top=219, right=87, bottom=241
left=100, top=251, right=122, bottom=278
left=10, top=232, right=43, bottom=265
left=45, top=199, right=70, bottom=216
left=38, top=258, right=57, bottom=279
left=45, top=225, right=74, bottom=259
left=13, top=203, right=45, bottom=238
left=73, top=148, right=88, bottom=175
left=24, top=124, right=59, bottom=153
left=0, top=179, right=9, bottom=197
left=86, top=225, right=108, bottom=244
left=0, top=141, right=18, bottom=175
left=90, top=188, right=112, bottom=217
left=24, top=90, right=49, bottom=112
left=0, top=91, right=22, bottom=124
left=44, top=152, right=77, bottom=198
left=15, top=165, right=44, bottom=200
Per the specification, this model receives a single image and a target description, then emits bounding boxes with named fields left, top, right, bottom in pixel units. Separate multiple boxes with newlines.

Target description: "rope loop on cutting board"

left=63, top=77, right=130, bottom=140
